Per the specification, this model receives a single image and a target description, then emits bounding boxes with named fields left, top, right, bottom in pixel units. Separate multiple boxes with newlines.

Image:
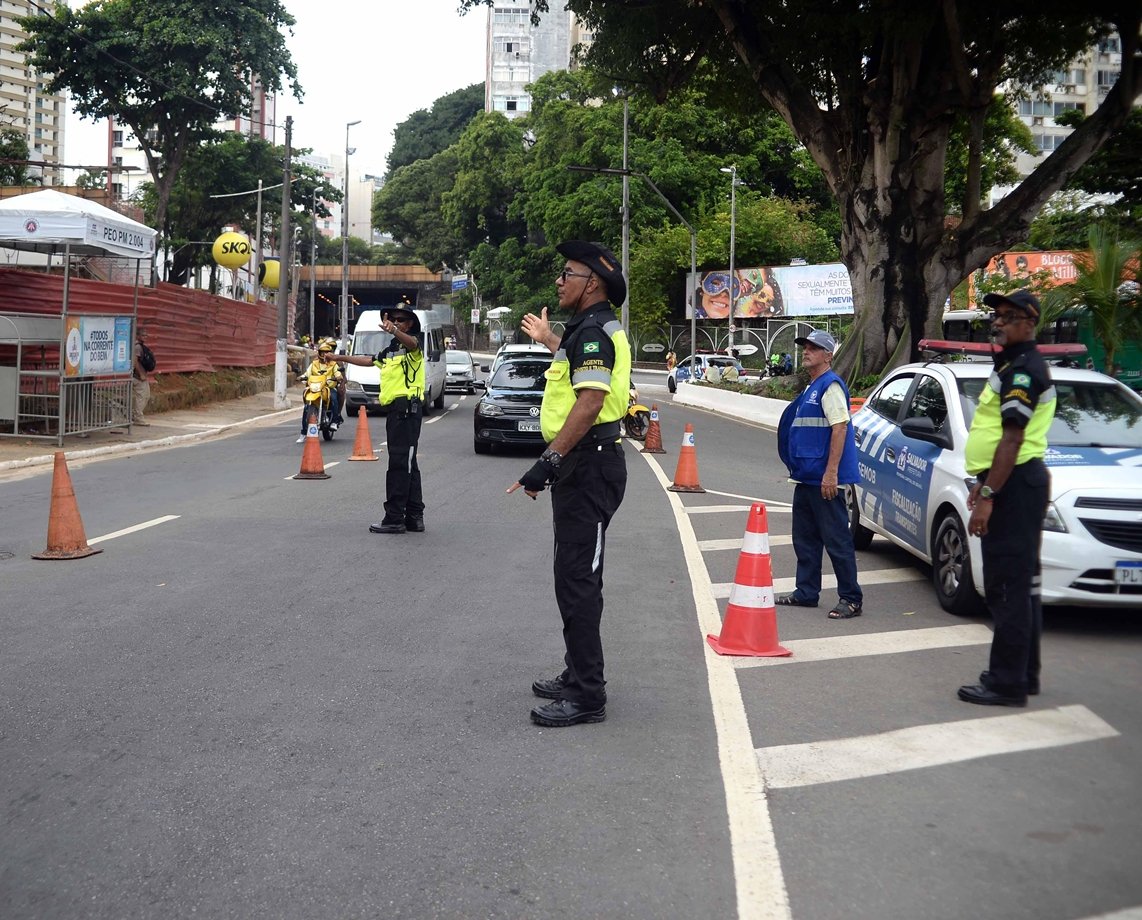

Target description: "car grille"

left=362, top=384, right=379, bottom=397
left=495, top=405, right=541, bottom=419
left=1068, top=569, right=1142, bottom=596
left=1074, top=497, right=1142, bottom=512
left=1078, top=518, right=1142, bottom=554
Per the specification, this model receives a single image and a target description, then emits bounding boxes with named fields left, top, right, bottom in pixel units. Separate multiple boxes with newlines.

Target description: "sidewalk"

left=0, top=388, right=298, bottom=473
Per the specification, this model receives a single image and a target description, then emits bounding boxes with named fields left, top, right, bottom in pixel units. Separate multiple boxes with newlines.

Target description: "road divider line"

left=686, top=504, right=757, bottom=515
left=704, top=488, right=793, bottom=508
left=640, top=450, right=792, bottom=920
left=700, top=536, right=793, bottom=551
left=730, top=624, right=994, bottom=669
left=757, top=705, right=1119, bottom=790
left=711, top=567, right=924, bottom=598
left=89, top=515, right=180, bottom=545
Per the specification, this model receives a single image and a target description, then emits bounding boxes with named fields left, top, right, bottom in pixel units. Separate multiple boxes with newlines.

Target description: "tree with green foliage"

left=0, top=126, right=32, bottom=186
left=20, top=0, right=301, bottom=243
left=944, top=95, right=1037, bottom=212
left=386, top=83, right=485, bottom=178
left=1055, top=106, right=1142, bottom=237
left=374, top=148, right=466, bottom=270
left=459, top=1, right=1141, bottom=379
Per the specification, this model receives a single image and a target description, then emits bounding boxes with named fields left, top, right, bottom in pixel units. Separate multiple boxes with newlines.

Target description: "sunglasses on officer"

left=558, top=268, right=594, bottom=283
left=988, top=311, right=1034, bottom=325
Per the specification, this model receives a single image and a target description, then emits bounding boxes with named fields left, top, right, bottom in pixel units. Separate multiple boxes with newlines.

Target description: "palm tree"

left=1042, top=226, right=1141, bottom=375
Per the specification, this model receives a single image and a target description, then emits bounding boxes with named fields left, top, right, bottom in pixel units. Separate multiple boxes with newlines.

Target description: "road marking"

left=730, top=624, right=994, bottom=669
left=757, top=705, right=1119, bottom=790
left=699, top=536, right=793, bottom=551
left=1077, top=908, right=1142, bottom=920
left=89, top=515, right=180, bottom=545
left=705, top=488, right=793, bottom=508
left=687, top=504, right=760, bottom=515
left=711, top=566, right=924, bottom=598
left=640, top=451, right=792, bottom=920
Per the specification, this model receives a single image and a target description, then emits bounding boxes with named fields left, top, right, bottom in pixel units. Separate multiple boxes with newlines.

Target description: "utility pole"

left=274, top=116, right=292, bottom=410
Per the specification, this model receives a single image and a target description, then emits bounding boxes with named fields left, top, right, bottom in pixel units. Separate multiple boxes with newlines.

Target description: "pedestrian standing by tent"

left=509, top=240, right=632, bottom=728
left=776, top=329, right=864, bottom=619
left=957, top=290, right=1055, bottom=707
left=132, top=326, right=154, bottom=426
left=326, top=306, right=426, bottom=534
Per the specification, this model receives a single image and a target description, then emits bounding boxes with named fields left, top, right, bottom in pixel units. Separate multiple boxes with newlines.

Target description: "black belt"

left=571, top=420, right=622, bottom=451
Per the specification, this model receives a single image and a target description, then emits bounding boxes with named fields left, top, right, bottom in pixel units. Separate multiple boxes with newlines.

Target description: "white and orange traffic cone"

left=641, top=404, right=666, bottom=454
left=667, top=422, right=704, bottom=492
left=32, top=452, right=102, bottom=560
left=347, top=405, right=379, bottom=461
left=294, top=407, right=331, bottom=480
left=706, top=502, right=791, bottom=657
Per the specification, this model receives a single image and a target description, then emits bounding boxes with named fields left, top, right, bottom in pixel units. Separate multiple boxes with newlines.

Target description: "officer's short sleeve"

left=569, top=325, right=616, bottom=393
left=998, top=359, right=1046, bottom=428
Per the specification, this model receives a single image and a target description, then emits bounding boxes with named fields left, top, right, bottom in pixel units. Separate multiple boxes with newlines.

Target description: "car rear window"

left=491, top=359, right=551, bottom=389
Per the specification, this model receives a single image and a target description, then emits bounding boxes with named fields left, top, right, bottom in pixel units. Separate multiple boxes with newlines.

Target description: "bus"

left=942, top=309, right=1142, bottom=391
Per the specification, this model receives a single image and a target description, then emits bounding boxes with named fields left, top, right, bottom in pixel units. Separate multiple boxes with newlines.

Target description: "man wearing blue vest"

left=508, top=240, right=631, bottom=727
left=777, top=329, right=864, bottom=619
left=957, top=289, right=1055, bottom=707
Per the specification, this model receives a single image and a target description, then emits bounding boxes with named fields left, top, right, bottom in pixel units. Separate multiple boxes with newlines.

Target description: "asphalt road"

left=1, top=375, right=1140, bottom=920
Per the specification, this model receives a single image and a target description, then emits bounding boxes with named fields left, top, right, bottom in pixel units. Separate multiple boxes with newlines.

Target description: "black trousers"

left=550, top=444, right=627, bottom=705
left=383, top=401, right=423, bottom=524
left=981, top=458, right=1049, bottom=693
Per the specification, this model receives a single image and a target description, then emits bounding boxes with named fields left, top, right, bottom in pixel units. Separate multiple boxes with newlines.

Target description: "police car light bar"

left=918, top=339, right=1088, bottom=359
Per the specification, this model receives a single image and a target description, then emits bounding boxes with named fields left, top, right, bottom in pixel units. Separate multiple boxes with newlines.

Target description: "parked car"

left=848, top=343, right=1142, bottom=612
left=445, top=349, right=477, bottom=394
left=489, top=342, right=550, bottom=376
left=667, top=353, right=745, bottom=393
left=473, top=355, right=553, bottom=454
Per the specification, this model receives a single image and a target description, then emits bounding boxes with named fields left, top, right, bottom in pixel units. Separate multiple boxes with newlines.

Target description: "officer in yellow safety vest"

left=957, top=289, right=1056, bottom=708
left=509, top=240, right=631, bottom=728
left=327, top=305, right=426, bottom=534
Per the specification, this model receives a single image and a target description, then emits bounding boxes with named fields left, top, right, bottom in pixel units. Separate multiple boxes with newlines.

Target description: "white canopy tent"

left=0, top=189, right=156, bottom=259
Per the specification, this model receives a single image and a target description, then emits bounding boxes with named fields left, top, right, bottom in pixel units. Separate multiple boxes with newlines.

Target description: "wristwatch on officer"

left=979, top=484, right=998, bottom=500
left=541, top=447, right=563, bottom=469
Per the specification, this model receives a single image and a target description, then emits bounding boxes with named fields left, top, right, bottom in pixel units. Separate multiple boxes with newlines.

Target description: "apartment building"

left=0, top=0, right=66, bottom=185
left=485, top=1, right=585, bottom=118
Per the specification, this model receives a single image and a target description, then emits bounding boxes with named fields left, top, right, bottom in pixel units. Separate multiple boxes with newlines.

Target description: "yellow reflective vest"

left=374, top=344, right=424, bottom=406
left=964, top=342, right=1055, bottom=474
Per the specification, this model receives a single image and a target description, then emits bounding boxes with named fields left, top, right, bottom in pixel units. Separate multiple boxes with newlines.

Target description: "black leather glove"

left=518, top=457, right=558, bottom=492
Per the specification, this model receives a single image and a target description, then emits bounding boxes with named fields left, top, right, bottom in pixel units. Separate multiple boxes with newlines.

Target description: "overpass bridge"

left=297, top=264, right=449, bottom=338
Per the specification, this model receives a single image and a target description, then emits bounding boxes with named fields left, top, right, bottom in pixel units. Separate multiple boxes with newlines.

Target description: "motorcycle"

left=300, top=376, right=337, bottom=442
left=622, top=385, right=651, bottom=441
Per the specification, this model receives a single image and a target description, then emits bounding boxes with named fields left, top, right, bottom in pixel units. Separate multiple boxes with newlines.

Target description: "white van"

left=343, top=308, right=447, bottom=414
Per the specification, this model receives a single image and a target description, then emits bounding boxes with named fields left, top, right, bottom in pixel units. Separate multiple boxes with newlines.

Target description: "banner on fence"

left=686, top=263, right=854, bottom=319
left=64, top=315, right=133, bottom=377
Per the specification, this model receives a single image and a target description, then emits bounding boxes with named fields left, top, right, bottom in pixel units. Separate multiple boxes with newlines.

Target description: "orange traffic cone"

left=294, top=407, right=331, bottom=480
left=32, top=452, right=103, bottom=560
left=707, top=503, right=790, bottom=657
left=641, top=404, right=666, bottom=454
left=347, top=405, right=379, bottom=461
left=667, top=422, right=705, bottom=492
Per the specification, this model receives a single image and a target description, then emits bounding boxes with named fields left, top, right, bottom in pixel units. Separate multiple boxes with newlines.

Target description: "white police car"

left=848, top=341, right=1142, bottom=612
left=667, top=353, right=744, bottom=392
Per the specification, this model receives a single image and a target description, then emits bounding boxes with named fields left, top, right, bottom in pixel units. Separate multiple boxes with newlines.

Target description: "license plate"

left=1114, top=561, right=1142, bottom=585
left=517, top=420, right=541, bottom=432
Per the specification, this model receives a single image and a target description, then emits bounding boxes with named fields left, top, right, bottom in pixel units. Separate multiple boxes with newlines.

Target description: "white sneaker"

left=296, top=435, right=306, bottom=443
left=331, top=422, right=339, bottom=431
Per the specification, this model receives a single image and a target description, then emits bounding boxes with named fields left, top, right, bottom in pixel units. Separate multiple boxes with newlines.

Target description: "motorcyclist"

left=296, top=341, right=344, bottom=442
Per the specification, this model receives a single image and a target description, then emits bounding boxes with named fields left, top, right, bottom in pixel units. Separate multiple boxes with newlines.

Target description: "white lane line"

left=699, top=536, right=793, bottom=551
left=757, top=705, right=1119, bottom=790
left=686, top=504, right=756, bottom=515
left=1077, top=908, right=1142, bottom=920
left=704, top=489, right=793, bottom=508
left=89, top=514, right=180, bottom=545
left=730, top=625, right=994, bottom=669
left=711, top=566, right=924, bottom=598
left=639, top=451, right=792, bottom=920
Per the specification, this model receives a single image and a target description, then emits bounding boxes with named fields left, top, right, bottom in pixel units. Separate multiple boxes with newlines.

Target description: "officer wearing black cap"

left=507, top=240, right=632, bottom=727
left=958, top=288, right=1056, bottom=707
left=328, top=302, right=427, bottom=534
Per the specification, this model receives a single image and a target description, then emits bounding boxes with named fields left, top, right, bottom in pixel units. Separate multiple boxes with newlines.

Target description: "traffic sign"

left=451, top=274, right=469, bottom=292
left=470, top=308, right=480, bottom=324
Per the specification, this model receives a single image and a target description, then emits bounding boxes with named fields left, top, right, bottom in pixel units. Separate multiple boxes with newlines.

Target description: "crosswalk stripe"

left=687, top=504, right=791, bottom=515
left=729, top=624, right=994, bottom=669
left=757, top=705, right=1119, bottom=790
left=711, top=566, right=924, bottom=598
left=699, top=536, right=793, bottom=551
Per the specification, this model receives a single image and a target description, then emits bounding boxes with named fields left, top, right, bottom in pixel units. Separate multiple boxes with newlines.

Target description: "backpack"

left=139, top=342, right=156, bottom=372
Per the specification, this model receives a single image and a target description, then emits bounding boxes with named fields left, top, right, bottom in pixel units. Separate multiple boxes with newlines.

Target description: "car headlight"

left=1042, top=502, right=1067, bottom=533
left=477, top=401, right=504, bottom=417
left=345, top=380, right=364, bottom=392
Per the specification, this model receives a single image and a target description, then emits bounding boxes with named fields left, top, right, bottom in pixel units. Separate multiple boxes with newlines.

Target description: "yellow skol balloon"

left=259, top=257, right=280, bottom=290
left=212, top=232, right=251, bottom=269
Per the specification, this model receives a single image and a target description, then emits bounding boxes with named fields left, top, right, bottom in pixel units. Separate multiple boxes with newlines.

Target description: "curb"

left=0, top=407, right=298, bottom=473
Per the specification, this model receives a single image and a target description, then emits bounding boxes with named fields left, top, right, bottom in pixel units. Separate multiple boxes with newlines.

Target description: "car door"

left=888, top=373, right=951, bottom=554
left=851, top=372, right=915, bottom=544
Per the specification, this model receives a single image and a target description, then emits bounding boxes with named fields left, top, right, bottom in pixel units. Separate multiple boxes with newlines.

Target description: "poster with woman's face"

left=697, top=268, right=784, bottom=319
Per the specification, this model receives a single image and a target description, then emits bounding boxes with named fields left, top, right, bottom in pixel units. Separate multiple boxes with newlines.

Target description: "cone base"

left=641, top=446, right=666, bottom=454
left=668, top=483, right=706, bottom=493
left=347, top=455, right=379, bottom=462
left=293, top=472, right=331, bottom=480
left=706, top=633, right=791, bottom=657
left=33, top=546, right=103, bottom=561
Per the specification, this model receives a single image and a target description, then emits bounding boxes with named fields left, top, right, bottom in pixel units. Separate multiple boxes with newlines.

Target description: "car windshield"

left=490, top=359, right=550, bottom=390
left=958, top=378, right=1142, bottom=447
left=352, top=331, right=392, bottom=357
left=446, top=350, right=470, bottom=365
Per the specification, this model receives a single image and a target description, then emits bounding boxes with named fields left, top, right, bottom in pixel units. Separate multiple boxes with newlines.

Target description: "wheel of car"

left=848, top=487, right=874, bottom=551
left=932, top=512, right=986, bottom=616
left=667, top=375, right=676, bottom=393
left=474, top=438, right=491, bottom=455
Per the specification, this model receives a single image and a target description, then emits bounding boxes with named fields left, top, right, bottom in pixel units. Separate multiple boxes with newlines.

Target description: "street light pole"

left=620, top=92, right=630, bottom=333
left=274, top=116, right=293, bottom=410
left=720, top=165, right=737, bottom=354
left=309, top=189, right=317, bottom=344
left=341, top=119, right=361, bottom=348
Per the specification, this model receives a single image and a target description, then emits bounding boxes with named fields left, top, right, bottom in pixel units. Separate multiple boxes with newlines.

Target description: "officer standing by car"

left=508, top=241, right=631, bottom=728
left=958, top=290, right=1056, bottom=707
left=327, top=305, right=426, bottom=534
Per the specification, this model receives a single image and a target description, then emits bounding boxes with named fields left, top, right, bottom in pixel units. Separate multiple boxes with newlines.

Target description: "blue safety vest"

left=778, top=370, right=859, bottom=485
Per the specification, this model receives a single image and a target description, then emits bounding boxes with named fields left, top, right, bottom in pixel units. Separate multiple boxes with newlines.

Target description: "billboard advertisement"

left=64, top=316, right=133, bottom=377
left=687, top=263, right=854, bottom=319
left=968, top=250, right=1078, bottom=306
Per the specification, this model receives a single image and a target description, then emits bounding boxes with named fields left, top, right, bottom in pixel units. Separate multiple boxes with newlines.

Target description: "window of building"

left=506, top=99, right=517, bottom=111
left=1097, top=37, right=1121, bottom=54
left=112, top=130, right=123, bottom=146
left=1096, top=69, right=1119, bottom=86
left=1033, top=132, right=1067, bottom=152
left=1053, top=102, right=1084, bottom=117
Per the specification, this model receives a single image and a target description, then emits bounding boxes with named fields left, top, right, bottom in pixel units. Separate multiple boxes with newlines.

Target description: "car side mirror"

left=480, top=365, right=491, bottom=372
left=429, top=350, right=442, bottom=362
left=900, top=416, right=952, bottom=450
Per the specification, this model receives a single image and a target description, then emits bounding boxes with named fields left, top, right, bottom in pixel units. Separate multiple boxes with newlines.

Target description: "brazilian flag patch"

left=1013, top=372, right=1032, bottom=387
left=583, top=342, right=600, bottom=353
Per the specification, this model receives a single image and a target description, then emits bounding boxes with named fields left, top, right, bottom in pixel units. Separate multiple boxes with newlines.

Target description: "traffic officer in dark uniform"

left=958, top=289, right=1056, bottom=707
left=508, top=241, right=632, bottom=727
left=328, top=304, right=426, bottom=534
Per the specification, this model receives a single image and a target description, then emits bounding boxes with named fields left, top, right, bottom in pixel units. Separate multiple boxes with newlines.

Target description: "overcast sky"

left=67, top=1, right=490, bottom=178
